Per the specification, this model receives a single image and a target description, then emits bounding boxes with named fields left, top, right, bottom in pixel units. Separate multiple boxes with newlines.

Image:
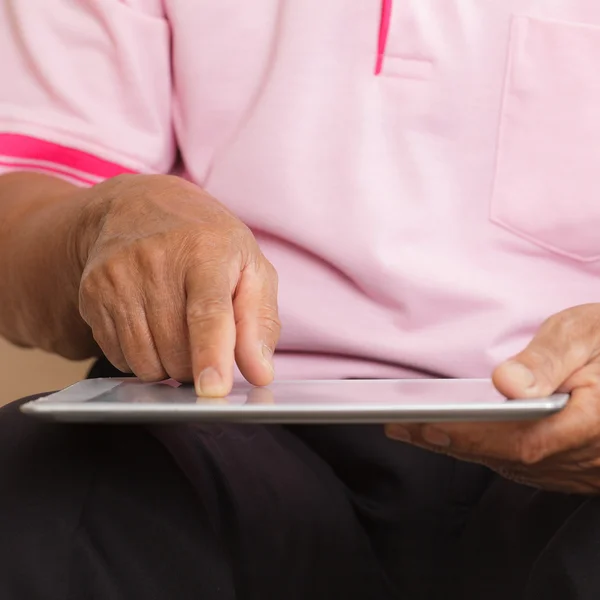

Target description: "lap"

left=0, top=396, right=394, bottom=600
left=289, top=426, right=600, bottom=599
left=151, top=420, right=396, bottom=598
left=0, top=397, right=236, bottom=600
left=456, top=472, right=594, bottom=600
left=287, top=424, right=493, bottom=592
left=4, top=392, right=600, bottom=600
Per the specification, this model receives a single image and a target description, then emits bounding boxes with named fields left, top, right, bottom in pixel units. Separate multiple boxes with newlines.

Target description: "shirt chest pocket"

left=491, top=15, right=600, bottom=262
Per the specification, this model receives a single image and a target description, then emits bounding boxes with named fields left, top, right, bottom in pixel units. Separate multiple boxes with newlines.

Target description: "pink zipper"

left=375, top=0, right=392, bottom=74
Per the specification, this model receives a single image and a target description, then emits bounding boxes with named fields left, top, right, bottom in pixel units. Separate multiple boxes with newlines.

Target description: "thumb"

left=493, top=308, right=597, bottom=399
left=233, top=258, right=281, bottom=387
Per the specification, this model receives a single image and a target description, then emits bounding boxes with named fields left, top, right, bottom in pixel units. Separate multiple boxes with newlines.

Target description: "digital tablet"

left=20, top=378, right=569, bottom=424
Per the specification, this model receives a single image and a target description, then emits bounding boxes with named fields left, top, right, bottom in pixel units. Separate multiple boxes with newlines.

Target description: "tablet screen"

left=86, top=378, right=516, bottom=406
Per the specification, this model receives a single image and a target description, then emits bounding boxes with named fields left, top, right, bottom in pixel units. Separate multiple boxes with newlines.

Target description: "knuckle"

left=262, top=260, right=280, bottom=293
left=93, top=337, right=117, bottom=364
left=166, top=366, right=193, bottom=383
left=515, top=433, right=548, bottom=466
left=161, top=350, right=193, bottom=382
left=79, top=287, right=109, bottom=326
left=93, top=338, right=130, bottom=373
left=522, top=348, right=563, bottom=389
left=195, top=230, right=239, bottom=258
left=560, top=326, right=590, bottom=360
left=233, top=222, right=255, bottom=248
left=102, top=256, right=133, bottom=289
left=135, top=364, right=168, bottom=382
left=262, top=257, right=279, bottom=281
left=527, top=347, right=557, bottom=373
left=134, top=240, right=167, bottom=274
left=110, top=357, right=132, bottom=374
left=258, top=313, right=282, bottom=339
left=90, top=326, right=110, bottom=349
left=187, top=298, right=231, bottom=324
left=549, top=310, right=587, bottom=346
left=79, top=269, right=101, bottom=301
left=78, top=293, right=94, bottom=324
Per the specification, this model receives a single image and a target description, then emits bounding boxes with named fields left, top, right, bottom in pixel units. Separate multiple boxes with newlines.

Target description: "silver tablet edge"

left=21, top=394, right=569, bottom=424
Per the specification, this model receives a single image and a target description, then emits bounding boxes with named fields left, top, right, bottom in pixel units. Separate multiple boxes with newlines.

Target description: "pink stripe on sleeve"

left=0, top=133, right=136, bottom=180
left=0, top=159, right=98, bottom=186
left=375, top=0, right=392, bottom=75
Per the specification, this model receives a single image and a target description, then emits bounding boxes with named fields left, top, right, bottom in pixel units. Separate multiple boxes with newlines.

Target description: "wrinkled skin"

left=387, top=304, right=600, bottom=494
left=78, top=174, right=280, bottom=396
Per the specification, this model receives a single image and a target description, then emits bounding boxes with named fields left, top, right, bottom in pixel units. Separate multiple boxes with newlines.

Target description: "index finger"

left=185, top=264, right=236, bottom=397
left=393, top=420, right=531, bottom=463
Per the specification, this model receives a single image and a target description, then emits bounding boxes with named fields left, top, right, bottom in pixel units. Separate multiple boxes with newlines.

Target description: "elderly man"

left=1, top=1, right=600, bottom=598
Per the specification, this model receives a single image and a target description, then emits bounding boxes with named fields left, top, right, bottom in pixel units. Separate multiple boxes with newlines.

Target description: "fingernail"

left=261, top=345, right=275, bottom=376
left=387, top=426, right=411, bottom=443
left=197, top=367, right=225, bottom=397
left=422, top=427, right=451, bottom=448
left=504, top=362, right=537, bottom=391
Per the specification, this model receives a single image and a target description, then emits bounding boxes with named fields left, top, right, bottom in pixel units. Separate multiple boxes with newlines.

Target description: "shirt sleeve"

left=0, top=0, right=174, bottom=186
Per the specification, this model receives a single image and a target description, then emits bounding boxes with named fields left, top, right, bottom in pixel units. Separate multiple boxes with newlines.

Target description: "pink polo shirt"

left=2, top=1, right=600, bottom=381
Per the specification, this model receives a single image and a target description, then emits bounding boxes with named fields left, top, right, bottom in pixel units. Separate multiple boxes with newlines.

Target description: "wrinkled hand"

left=386, top=304, right=600, bottom=494
left=77, top=174, right=280, bottom=396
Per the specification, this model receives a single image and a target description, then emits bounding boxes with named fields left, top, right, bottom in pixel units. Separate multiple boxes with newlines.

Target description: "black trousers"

left=0, top=369, right=598, bottom=599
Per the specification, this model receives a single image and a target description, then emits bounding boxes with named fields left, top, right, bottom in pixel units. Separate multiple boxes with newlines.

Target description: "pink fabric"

left=2, top=1, right=600, bottom=381
left=0, top=134, right=136, bottom=185
left=0, top=0, right=174, bottom=177
left=491, top=16, right=600, bottom=262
